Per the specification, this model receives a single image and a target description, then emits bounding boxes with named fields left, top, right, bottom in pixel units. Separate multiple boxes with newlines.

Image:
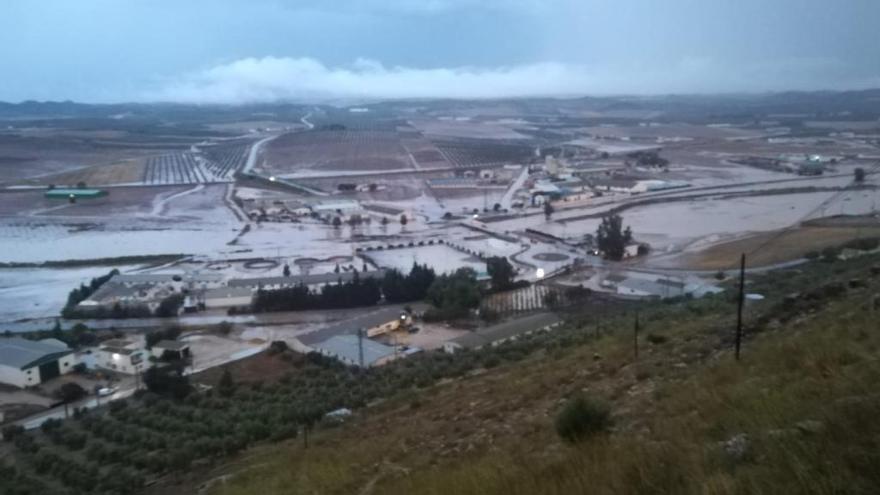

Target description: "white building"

left=204, top=287, right=254, bottom=309
left=95, top=339, right=152, bottom=375
left=0, top=338, right=76, bottom=388
left=311, top=200, right=362, bottom=218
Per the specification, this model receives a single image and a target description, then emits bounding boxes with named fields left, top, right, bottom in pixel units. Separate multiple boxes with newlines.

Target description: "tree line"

left=60, top=269, right=119, bottom=318
left=254, top=263, right=437, bottom=312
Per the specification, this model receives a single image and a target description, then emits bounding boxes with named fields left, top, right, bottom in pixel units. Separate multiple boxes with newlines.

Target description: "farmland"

left=201, top=144, right=250, bottom=179
left=262, top=129, right=413, bottom=175
left=482, top=284, right=559, bottom=315
left=143, top=153, right=213, bottom=185
left=433, top=139, right=534, bottom=168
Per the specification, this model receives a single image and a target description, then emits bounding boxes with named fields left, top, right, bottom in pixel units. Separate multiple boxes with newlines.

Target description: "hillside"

left=181, top=255, right=880, bottom=495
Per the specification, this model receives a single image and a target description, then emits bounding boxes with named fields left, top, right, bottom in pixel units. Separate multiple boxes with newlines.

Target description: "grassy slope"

left=195, top=256, right=880, bottom=495
left=672, top=226, right=880, bottom=270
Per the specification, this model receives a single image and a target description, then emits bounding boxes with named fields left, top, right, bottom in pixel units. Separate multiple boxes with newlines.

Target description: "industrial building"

left=292, top=306, right=422, bottom=366
left=228, top=269, right=387, bottom=292
left=44, top=188, right=107, bottom=199
left=203, top=287, right=254, bottom=309
left=313, top=334, right=398, bottom=367
left=0, top=338, right=76, bottom=388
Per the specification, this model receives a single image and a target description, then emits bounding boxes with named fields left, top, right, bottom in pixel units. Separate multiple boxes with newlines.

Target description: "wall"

left=96, top=349, right=152, bottom=375
left=205, top=295, right=253, bottom=309
left=0, top=364, right=33, bottom=388
left=0, top=353, right=75, bottom=388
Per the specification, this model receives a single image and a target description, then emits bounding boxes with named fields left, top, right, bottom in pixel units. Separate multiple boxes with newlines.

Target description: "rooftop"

left=617, top=278, right=671, bottom=297
left=153, top=340, right=189, bottom=351
left=314, top=334, right=397, bottom=367
left=363, top=203, right=405, bottom=215
left=298, top=305, right=426, bottom=346
left=450, top=312, right=562, bottom=349
left=229, top=269, right=387, bottom=289
left=0, top=337, right=72, bottom=370
left=45, top=188, right=107, bottom=198
left=204, top=287, right=254, bottom=299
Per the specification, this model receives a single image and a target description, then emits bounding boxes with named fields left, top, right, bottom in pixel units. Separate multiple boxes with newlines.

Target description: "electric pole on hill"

left=358, top=328, right=365, bottom=368
left=735, top=253, right=746, bottom=361
left=633, top=311, right=640, bottom=360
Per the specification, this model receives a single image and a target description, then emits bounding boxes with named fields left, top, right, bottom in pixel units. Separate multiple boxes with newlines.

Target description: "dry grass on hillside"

left=679, top=226, right=880, bottom=270
left=187, top=260, right=880, bottom=495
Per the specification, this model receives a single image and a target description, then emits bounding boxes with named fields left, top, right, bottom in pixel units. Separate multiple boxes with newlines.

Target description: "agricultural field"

left=262, top=129, right=413, bottom=175
left=143, top=153, right=215, bottom=185
left=433, top=139, right=534, bottom=168
left=0, top=265, right=138, bottom=322
left=201, top=144, right=249, bottom=179
left=0, top=184, right=240, bottom=264
left=367, top=243, right=487, bottom=275
left=410, top=117, right=532, bottom=140
left=482, top=284, right=559, bottom=315
left=0, top=129, right=203, bottom=185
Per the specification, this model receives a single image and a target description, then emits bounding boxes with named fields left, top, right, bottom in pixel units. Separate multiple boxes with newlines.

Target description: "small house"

left=0, top=338, right=76, bottom=388
left=152, top=340, right=191, bottom=361
left=95, top=339, right=151, bottom=375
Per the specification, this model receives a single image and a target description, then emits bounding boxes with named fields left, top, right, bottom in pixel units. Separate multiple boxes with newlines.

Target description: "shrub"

left=2, top=424, right=25, bottom=441
left=821, top=246, right=840, bottom=263
left=554, top=395, right=612, bottom=443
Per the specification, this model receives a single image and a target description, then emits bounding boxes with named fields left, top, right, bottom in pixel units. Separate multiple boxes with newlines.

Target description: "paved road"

left=243, top=134, right=278, bottom=174
left=16, top=383, right=136, bottom=430
left=500, top=166, right=530, bottom=210
left=300, top=111, right=314, bottom=130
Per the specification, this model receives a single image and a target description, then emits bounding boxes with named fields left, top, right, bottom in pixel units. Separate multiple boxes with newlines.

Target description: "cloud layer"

left=145, top=56, right=880, bottom=104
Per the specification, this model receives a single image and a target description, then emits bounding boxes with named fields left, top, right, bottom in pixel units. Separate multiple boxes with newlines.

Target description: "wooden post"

left=735, top=253, right=746, bottom=361
left=303, top=424, right=309, bottom=449
left=634, top=311, right=640, bottom=359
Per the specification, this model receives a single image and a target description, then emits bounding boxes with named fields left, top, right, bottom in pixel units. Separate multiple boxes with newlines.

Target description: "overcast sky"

left=1, top=0, right=878, bottom=103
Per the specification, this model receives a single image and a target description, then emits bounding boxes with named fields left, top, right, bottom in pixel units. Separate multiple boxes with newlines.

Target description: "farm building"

left=591, top=178, right=638, bottom=193
left=313, top=334, right=398, bottom=367
left=444, top=312, right=562, bottom=353
left=630, top=180, right=690, bottom=193
left=204, top=287, right=253, bottom=309
left=614, top=276, right=723, bottom=299
left=363, top=203, right=411, bottom=220
left=95, top=339, right=152, bottom=375
left=228, top=269, right=387, bottom=292
left=292, top=306, right=424, bottom=363
left=311, top=200, right=362, bottom=217
left=615, top=278, right=669, bottom=298
left=0, top=338, right=75, bottom=388
left=44, top=188, right=107, bottom=199
left=151, top=340, right=191, bottom=361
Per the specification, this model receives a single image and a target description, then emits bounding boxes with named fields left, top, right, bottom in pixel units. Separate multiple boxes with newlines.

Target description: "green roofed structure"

left=45, top=188, right=107, bottom=199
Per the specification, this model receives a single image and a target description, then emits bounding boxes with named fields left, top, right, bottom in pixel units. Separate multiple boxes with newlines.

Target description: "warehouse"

left=0, top=337, right=76, bottom=388
left=44, top=188, right=108, bottom=199
left=204, top=286, right=254, bottom=309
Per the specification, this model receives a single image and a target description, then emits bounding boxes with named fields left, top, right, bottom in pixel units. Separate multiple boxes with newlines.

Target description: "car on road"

left=97, top=387, right=115, bottom=397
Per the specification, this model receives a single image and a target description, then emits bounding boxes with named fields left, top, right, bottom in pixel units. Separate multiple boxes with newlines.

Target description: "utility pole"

left=633, top=311, right=640, bottom=360
left=735, top=253, right=746, bottom=361
left=303, top=423, right=309, bottom=449
left=357, top=328, right=364, bottom=369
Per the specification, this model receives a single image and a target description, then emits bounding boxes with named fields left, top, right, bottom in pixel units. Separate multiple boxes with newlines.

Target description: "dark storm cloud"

left=0, top=0, right=877, bottom=102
